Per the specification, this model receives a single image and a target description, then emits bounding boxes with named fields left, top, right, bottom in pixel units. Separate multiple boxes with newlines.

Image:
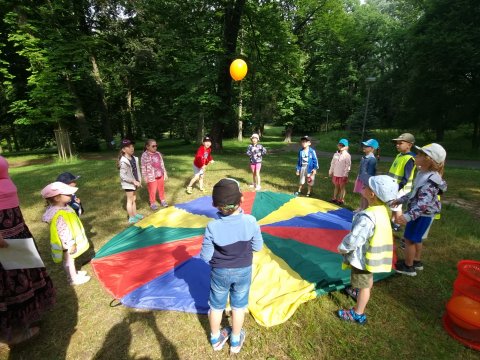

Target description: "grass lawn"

left=1, top=127, right=480, bottom=359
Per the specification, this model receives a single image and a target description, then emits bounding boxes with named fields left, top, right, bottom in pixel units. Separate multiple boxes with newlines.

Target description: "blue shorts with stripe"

left=404, top=216, right=434, bottom=243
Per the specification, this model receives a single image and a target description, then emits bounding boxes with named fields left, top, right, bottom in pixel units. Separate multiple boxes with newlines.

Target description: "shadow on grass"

left=92, top=311, right=179, bottom=360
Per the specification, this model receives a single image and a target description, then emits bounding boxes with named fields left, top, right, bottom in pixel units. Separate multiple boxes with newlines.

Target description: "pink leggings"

left=147, top=177, right=165, bottom=204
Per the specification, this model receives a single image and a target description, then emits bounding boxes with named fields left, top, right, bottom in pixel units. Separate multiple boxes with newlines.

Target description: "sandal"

left=337, top=308, right=367, bottom=324
left=9, top=326, right=40, bottom=346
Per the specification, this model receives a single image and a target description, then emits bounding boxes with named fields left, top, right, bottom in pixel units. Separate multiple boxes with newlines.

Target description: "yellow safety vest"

left=388, top=153, right=415, bottom=192
left=364, top=205, right=394, bottom=273
left=50, top=210, right=90, bottom=263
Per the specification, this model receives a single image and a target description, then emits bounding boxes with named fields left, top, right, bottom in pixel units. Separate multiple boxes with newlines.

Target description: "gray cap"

left=415, top=143, right=446, bottom=164
left=368, top=175, right=398, bottom=203
left=392, top=133, right=415, bottom=143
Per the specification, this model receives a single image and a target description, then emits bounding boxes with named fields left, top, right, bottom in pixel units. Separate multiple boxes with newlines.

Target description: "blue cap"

left=338, top=138, right=349, bottom=147
left=362, top=139, right=379, bottom=149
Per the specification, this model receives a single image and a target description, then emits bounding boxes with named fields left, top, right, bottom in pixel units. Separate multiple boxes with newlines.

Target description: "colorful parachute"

left=92, top=192, right=394, bottom=327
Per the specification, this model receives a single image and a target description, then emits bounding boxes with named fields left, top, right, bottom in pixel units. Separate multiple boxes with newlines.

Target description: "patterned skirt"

left=0, top=207, right=56, bottom=340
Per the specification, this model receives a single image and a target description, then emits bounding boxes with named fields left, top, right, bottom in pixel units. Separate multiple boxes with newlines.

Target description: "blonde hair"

left=117, top=148, right=126, bottom=169
left=423, top=155, right=445, bottom=176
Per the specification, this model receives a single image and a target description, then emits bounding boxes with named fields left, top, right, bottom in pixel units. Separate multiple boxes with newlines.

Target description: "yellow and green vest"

left=388, top=153, right=415, bottom=192
left=50, top=210, right=90, bottom=263
left=364, top=205, right=393, bottom=273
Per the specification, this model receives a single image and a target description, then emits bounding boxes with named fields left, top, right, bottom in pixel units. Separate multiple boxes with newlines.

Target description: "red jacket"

left=193, top=145, right=213, bottom=168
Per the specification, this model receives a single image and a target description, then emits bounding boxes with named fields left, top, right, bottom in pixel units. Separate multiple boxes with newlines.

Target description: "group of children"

left=37, top=130, right=447, bottom=354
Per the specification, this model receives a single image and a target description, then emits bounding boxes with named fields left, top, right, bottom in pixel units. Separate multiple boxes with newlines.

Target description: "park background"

left=1, top=0, right=480, bottom=359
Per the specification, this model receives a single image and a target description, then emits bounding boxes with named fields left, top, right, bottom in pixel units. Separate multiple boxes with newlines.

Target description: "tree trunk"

left=197, top=113, right=205, bottom=144
left=126, top=87, right=134, bottom=139
left=473, top=112, right=480, bottom=151
left=90, top=55, right=114, bottom=149
left=212, top=0, right=246, bottom=150
left=237, top=82, right=243, bottom=141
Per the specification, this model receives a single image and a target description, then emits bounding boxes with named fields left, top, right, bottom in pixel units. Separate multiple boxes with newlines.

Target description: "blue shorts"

left=404, top=216, right=434, bottom=243
left=208, top=266, right=252, bottom=311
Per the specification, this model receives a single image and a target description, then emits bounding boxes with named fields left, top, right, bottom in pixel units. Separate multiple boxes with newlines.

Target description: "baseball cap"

left=251, top=133, right=259, bottom=139
left=367, top=175, right=398, bottom=203
left=362, top=139, right=379, bottom=149
left=203, top=136, right=212, bottom=142
left=338, top=138, right=349, bottom=147
left=41, top=181, right=78, bottom=199
left=121, top=139, right=134, bottom=148
left=415, top=143, right=446, bottom=164
left=56, top=172, right=80, bottom=184
left=392, top=133, right=415, bottom=144
left=212, top=178, right=242, bottom=207
left=300, top=135, right=311, bottom=142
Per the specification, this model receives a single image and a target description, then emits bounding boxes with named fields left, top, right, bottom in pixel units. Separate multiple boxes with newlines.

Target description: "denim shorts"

left=209, top=266, right=252, bottom=311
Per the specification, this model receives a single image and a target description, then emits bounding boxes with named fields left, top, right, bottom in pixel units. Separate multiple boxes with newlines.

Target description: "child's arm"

left=338, top=214, right=375, bottom=254
left=261, top=145, right=267, bottom=155
left=398, top=158, right=415, bottom=190
left=246, top=145, right=253, bottom=156
left=328, top=153, right=336, bottom=176
left=311, top=149, right=319, bottom=173
left=159, top=153, right=168, bottom=180
left=251, top=222, right=263, bottom=252
left=56, top=215, right=76, bottom=253
left=140, top=152, right=149, bottom=180
left=0, top=232, right=8, bottom=248
left=199, top=226, right=215, bottom=263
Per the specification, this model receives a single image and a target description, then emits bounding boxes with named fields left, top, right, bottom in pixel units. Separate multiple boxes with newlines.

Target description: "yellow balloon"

left=230, top=59, right=248, bottom=81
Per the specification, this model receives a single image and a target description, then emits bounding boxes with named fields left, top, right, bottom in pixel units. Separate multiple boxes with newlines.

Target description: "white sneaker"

left=77, top=270, right=88, bottom=277
left=255, top=185, right=261, bottom=191
left=248, top=184, right=255, bottom=188
left=70, top=275, right=91, bottom=286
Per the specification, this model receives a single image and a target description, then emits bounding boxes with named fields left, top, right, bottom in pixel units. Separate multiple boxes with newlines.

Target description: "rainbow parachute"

left=92, top=192, right=393, bottom=327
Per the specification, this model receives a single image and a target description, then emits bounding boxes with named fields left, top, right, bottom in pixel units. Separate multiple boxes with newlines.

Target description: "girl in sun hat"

left=328, top=138, right=351, bottom=205
left=354, top=139, right=379, bottom=211
left=392, top=143, right=447, bottom=276
left=41, top=182, right=91, bottom=286
left=246, top=133, right=267, bottom=191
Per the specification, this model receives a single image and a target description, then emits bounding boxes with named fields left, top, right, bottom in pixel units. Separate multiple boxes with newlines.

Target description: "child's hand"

left=133, top=180, right=141, bottom=188
left=311, top=170, right=317, bottom=175
left=328, top=172, right=332, bottom=177
left=69, top=244, right=77, bottom=255
left=164, top=173, right=168, bottom=181
left=210, top=160, right=215, bottom=164
left=0, top=234, right=8, bottom=248
left=75, top=197, right=81, bottom=203
left=396, top=215, right=407, bottom=225
left=296, top=171, right=300, bottom=176
left=390, top=199, right=400, bottom=207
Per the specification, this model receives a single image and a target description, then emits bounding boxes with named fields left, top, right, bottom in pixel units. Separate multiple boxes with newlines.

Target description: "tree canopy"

left=0, top=0, right=478, bottom=151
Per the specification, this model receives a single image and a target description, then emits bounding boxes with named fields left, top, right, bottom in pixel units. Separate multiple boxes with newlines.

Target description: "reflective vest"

left=388, top=153, right=415, bottom=192
left=50, top=210, right=90, bottom=263
left=364, top=205, right=393, bottom=273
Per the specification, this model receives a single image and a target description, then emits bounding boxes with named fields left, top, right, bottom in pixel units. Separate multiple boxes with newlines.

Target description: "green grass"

left=2, top=130, right=480, bottom=359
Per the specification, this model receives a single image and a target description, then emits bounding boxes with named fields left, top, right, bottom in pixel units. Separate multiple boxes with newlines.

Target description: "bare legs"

left=125, top=191, right=137, bottom=218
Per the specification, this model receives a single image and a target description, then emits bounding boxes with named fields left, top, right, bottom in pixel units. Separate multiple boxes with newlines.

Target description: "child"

left=186, top=136, right=214, bottom=194
left=393, top=143, right=447, bottom=276
left=141, top=139, right=168, bottom=210
left=328, top=138, right=351, bottom=205
left=118, top=139, right=143, bottom=224
left=337, top=175, right=398, bottom=324
left=200, top=178, right=263, bottom=354
left=41, top=182, right=91, bottom=285
left=246, top=133, right=267, bottom=191
left=295, top=135, right=319, bottom=197
left=353, top=139, right=379, bottom=211
left=56, top=172, right=84, bottom=216
left=388, top=133, right=416, bottom=231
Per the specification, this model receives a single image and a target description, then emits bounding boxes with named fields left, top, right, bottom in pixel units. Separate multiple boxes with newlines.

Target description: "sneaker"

left=330, top=198, right=338, bottom=204
left=77, top=270, right=88, bottom=277
left=337, top=199, right=344, bottom=205
left=186, top=186, right=193, bottom=194
left=160, top=200, right=168, bottom=207
left=413, top=260, right=424, bottom=271
left=255, top=185, right=261, bottom=191
left=134, top=214, right=144, bottom=220
left=395, top=262, right=417, bottom=276
left=230, top=329, right=246, bottom=354
left=199, top=187, right=206, bottom=192
left=337, top=308, right=367, bottom=324
left=128, top=216, right=139, bottom=224
left=344, top=286, right=359, bottom=300
left=211, top=326, right=231, bottom=351
left=150, top=204, right=159, bottom=210
left=70, top=275, right=91, bottom=286
left=294, top=191, right=300, bottom=196
left=306, top=193, right=310, bottom=197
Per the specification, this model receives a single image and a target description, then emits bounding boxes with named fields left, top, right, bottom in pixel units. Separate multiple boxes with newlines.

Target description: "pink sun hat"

left=41, top=181, right=78, bottom=199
